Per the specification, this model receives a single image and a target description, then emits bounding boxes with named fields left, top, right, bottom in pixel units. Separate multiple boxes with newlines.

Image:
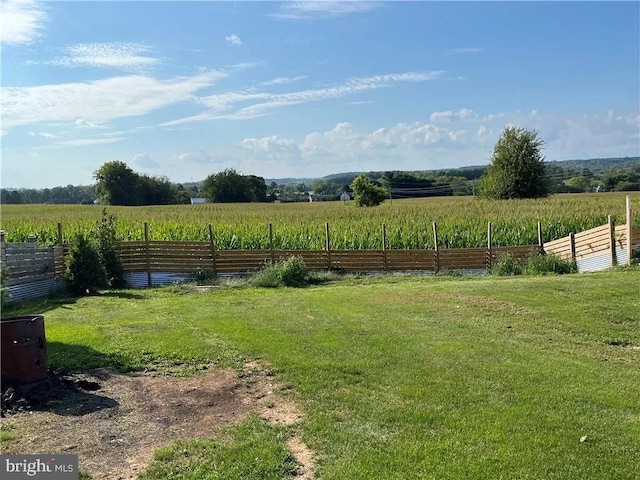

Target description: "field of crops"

left=1, top=193, right=637, bottom=249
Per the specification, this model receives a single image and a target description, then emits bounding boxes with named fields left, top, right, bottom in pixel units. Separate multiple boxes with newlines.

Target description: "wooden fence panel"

left=386, top=250, right=437, bottom=271
left=330, top=250, right=385, bottom=272
left=438, top=248, right=487, bottom=269
left=543, top=236, right=573, bottom=260
left=2, top=243, right=56, bottom=286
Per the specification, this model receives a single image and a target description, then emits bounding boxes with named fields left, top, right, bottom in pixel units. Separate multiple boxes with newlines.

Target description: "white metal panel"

left=6, top=277, right=64, bottom=304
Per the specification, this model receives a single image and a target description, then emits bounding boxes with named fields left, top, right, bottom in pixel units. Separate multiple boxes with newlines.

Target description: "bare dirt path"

left=1, top=362, right=316, bottom=479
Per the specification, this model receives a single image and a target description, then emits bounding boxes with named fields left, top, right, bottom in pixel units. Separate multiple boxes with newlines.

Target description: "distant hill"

left=546, top=156, right=640, bottom=173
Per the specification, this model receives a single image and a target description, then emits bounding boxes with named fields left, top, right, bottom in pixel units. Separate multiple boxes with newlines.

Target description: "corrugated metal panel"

left=6, top=277, right=64, bottom=304
left=615, top=248, right=629, bottom=266
left=125, top=272, right=192, bottom=288
left=577, top=253, right=613, bottom=273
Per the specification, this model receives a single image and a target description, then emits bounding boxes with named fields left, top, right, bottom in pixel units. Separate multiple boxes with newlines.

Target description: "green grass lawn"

left=4, top=271, right=640, bottom=479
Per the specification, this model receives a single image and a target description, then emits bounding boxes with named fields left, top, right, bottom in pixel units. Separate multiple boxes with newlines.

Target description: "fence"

left=49, top=222, right=541, bottom=287
left=0, top=233, right=64, bottom=303
left=2, top=197, right=638, bottom=298
left=543, top=197, right=639, bottom=272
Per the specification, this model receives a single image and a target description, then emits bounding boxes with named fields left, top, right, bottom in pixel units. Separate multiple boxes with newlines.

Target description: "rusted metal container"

left=1, top=315, right=48, bottom=384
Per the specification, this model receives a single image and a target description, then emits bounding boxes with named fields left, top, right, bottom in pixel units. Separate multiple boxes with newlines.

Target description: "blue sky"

left=1, top=0, right=639, bottom=188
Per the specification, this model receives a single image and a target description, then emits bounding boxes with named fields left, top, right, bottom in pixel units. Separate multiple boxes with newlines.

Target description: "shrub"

left=94, top=209, right=126, bottom=288
left=491, top=254, right=524, bottom=276
left=252, top=257, right=308, bottom=288
left=64, top=234, right=108, bottom=295
left=524, top=254, right=577, bottom=275
left=492, top=253, right=576, bottom=276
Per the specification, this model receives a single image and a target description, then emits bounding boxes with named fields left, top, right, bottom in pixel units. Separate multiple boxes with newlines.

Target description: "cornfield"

left=1, top=193, right=637, bottom=250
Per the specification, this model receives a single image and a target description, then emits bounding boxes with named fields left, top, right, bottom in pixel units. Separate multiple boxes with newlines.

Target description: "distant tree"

left=175, top=188, right=192, bottom=204
left=200, top=169, right=267, bottom=203
left=0, top=190, right=24, bottom=204
left=564, top=176, right=595, bottom=192
left=94, top=161, right=141, bottom=205
left=479, top=126, right=550, bottom=199
left=351, top=174, right=388, bottom=207
left=138, top=175, right=178, bottom=205
left=246, top=175, right=268, bottom=202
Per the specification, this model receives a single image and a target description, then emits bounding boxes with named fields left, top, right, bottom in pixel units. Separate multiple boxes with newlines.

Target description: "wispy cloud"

left=37, top=42, right=161, bottom=72
left=75, top=118, right=106, bottom=129
left=57, top=137, right=124, bottom=147
left=0, top=0, right=47, bottom=45
left=161, top=70, right=445, bottom=126
left=348, top=100, right=374, bottom=105
left=225, top=34, right=242, bottom=46
left=259, top=76, right=307, bottom=87
left=1, top=70, right=227, bottom=130
left=430, top=108, right=478, bottom=123
left=270, top=1, right=382, bottom=20
left=450, top=47, right=485, bottom=54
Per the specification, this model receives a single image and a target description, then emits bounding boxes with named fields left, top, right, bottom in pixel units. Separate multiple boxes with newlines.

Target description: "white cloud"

left=39, top=132, right=57, bottom=139
left=44, top=42, right=161, bottom=72
left=75, top=118, right=106, bottom=129
left=1, top=70, right=227, bottom=130
left=430, top=109, right=477, bottom=123
left=0, top=0, right=47, bottom=45
left=132, top=152, right=160, bottom=168
left=258, top=76, right=307, bottom=87
left=175, top=149, right=221, bottom=164
left=348, top=100, right=374, bottom=105
left=236, top=109, right=640, bottom=172
left=57, top=137, right=124, bottom=147
left=241, top=136, right=300, bottom=159
left=225, top=34, right=242, bottom=46
left=271, top=1, right=382, bottom=20
left=161, top=70, right=445, bottom=126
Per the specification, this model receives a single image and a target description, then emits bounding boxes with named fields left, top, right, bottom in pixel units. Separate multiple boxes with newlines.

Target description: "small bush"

left=491, top=254, right=524, bottom=276
left=94, top=209, right=126, bottom=288
left=492, top=253, right=576, bottom=276
left=252, top=257, right=309, bottom=288
left=524, top=254, right=576, bottom=275
left=64, top=234, right=108, bottom=295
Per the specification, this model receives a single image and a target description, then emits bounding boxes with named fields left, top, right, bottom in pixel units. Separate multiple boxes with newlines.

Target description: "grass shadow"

left=2, top=374, right=119, bottom=417
left=100, top=291, right=145, bottom=300
left=47, top=341, right=135, bottom=374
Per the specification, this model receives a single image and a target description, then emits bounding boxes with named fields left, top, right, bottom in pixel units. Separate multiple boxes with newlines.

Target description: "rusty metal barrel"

left=1, top=315, right=48, bottom=384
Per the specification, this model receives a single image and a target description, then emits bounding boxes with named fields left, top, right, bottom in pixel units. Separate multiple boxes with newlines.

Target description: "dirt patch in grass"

left=1, top=362, right=315, bottom=479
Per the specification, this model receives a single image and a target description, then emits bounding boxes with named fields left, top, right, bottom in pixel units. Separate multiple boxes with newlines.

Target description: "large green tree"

left=93, top=161, right=179, bottom=205
left=479, top=126, right=550, bottom=199
left=200, top=169, right=267, bottom=203
left=351, top=174, right=388, bottom=207
left=94, top=161, right=141, bottom=205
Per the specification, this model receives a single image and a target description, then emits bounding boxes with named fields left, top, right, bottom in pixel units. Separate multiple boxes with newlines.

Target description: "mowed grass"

left=4, top=271, right=640, bottom=479
left=2, top=192, right=638, bottom=248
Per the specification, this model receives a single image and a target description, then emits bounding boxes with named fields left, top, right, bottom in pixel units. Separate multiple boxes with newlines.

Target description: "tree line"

left=1, top=136, right=637, bottom=205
